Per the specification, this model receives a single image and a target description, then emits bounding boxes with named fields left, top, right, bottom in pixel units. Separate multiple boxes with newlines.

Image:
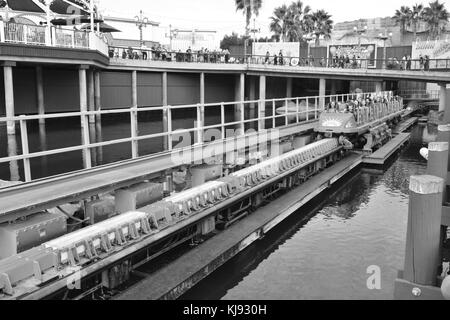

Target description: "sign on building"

left=412, top=40, right=450, bottom=68
left=171, top=31, right=219, bottom=51
left=252, top=42, right=300, bottom=58
left=328, top=44, right=377, bottom=68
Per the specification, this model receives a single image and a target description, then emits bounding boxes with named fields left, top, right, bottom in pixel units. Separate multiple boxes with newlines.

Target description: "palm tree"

left=309, top=10, right=333, bottom=45
left=286, top=1, right=312, bottom=42
left=235, top=0, right=263, bottom=37
left=269, top=4, right=290, bottom=42
left=423, top=0, right=449, bottom=39
left=410, top=3, right=425, bottom=40
left=269, top=1, right=312, bottom=42
left=393, top=6, right=412, bottom=35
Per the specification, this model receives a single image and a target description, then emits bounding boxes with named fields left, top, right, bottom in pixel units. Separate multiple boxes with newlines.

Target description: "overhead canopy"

left=49, top=0, right=90, bottom=16
left=6, top=0, right=45, bottom=13
left=51, top=16, right=103, bottom=26
left=81, top=22, right=120, bottom=33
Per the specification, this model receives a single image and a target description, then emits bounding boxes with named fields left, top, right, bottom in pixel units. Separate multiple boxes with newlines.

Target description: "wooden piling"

left=403, top=175, right=444, bottom=286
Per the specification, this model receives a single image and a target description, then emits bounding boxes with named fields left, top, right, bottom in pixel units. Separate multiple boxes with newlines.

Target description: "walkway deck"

left=393, top=117, right=418, bottom=134
left=363, top=133, right=411, bottom=165
left=116, top=153, right=362, bottom=300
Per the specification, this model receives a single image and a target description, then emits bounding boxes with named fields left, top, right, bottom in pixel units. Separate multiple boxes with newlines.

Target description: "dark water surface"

left=180, top=124, right=429, bottom=300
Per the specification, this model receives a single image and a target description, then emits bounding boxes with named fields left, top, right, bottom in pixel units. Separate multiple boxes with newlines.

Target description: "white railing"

left=0, top=91, right=396, bottom=182
left=0, top=21, right=109, bottom=56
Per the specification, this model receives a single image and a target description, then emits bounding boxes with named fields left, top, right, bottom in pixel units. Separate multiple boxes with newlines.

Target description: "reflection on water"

left=181, top=125, right=427, bottom=300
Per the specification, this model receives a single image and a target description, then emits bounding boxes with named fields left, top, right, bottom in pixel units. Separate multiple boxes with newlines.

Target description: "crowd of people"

left=109, top=45, right=232, bottom=63
left=325, top=92, right=402, bottom=124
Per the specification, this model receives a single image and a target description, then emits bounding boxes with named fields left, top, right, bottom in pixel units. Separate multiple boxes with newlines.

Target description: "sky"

left=98, top=0, right=444, bottom=41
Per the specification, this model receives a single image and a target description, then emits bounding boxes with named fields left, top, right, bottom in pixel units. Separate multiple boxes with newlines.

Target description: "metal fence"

left=108, top=45, right=450, bottom=72
left=2, top=92, right=401, bottom=182
left=4, top=23, right=47, bottom=46
left=54, top=28, right=89, bottom=49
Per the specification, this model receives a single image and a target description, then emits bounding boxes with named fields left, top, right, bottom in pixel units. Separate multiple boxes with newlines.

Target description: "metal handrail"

left=0, top=90, right=395, bottom=182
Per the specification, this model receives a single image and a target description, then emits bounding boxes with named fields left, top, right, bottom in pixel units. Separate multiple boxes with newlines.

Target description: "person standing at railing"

left=225, top=49, right=231, bottom=63
left=186, top=47, right=192, bottom=62
left=141, top=44, right=148, bottom=60
left=424, top=55, right=430, bottom=71
left=419, top=54, right=425, bottom=70
left=406, top=55, right=412, bottom=70
left=264, top=51, right=270, bottom=64
left=401, top=54, right=407, bottom=70
left=279, top=50, right=284, bottom=66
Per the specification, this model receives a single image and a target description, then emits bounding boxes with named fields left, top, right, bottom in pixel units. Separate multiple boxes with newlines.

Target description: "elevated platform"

left=393, top=117, right=418, bottom=134
left=362, top=133, right=411, bottom=165
left=116, top=153, right=362, bottom=300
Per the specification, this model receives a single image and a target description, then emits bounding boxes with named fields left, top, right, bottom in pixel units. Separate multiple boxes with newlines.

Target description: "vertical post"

left=306, top=97, right=309, bottom=121
left=131, top=70, right=139, bottom=158
left=259, top=75, right=266, bottom=131
left=221, top=102, right=225, bottom=140
left=0, top=20, right=5, bottom=42
left=19, top=118, right=31, bottom=182
left=36, top=66, right=45, bottom=125
left=197, top=104, right=203, bottom=144
left=79, top=66, right=91, bottom=169
left=234, top=73, right=245, bottom=132
left=439, top=83, right=447, bottom=114
left=167, top=106, right=172, bottom=150
left=272, top=100, right=276, bottom=129
left=403, top=175, right=444, bottom=286
left=94, top=70, right=101, bottom=123
left=319, top=78, right=326, bottom=110
left=286, top=77, right=293, bottom=98
left=3, top=64, right=15, bottom=135
left=88, top=69, right=95, bottom=124
left=162, top=72, right=168, bottom=150
left=427, top=142, right=449, bottom=202
left=249, top=76, right=256, bottom=126
left=199, top=72, right=205, bottom=142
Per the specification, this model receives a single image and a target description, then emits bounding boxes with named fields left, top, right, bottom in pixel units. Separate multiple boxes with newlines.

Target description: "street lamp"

left=302, top=34, right=317, bottom=65
left=168, top=25, right=178, bottom=51
left=353, top=25, right=368, bottom=47
left=135, top=10, right=149, bottom=47
left=377, top=31, right=393, bottom=69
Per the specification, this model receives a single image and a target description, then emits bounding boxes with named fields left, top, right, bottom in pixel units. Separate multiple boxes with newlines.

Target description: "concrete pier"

left=3, top=63, right=15, bottom=135
left=259, top=75, right=266, bottom=130
left=36, top=66, right=45, bottom=125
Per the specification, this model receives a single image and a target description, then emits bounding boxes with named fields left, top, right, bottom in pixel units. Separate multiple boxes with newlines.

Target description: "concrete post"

left=319, top=78, right=326, bottom=110
left=427, top=142, right=449, bottom=203
left=36, top=66, right=45, bottom=125
left=3, top=65, right=15, bottom=135
left=437, top=124, right=450, bottom=171
left=131, top=70, right=138, bottom=158
left=162, top=72, right=168, bottom=150
left=404, top=175, right=444, bottom=286
left=235, top=73, right=245, bottom=132
left=249, top=76, right=256, bottom=116
left=375, top=81, right=383, bottom=93
left=79, top=68, right=88, bottom=113
left=79, top=66, right=91, bottom=169
left=94, top=70, right=101, bottom=122
left=259, top=75, right=266, bottom=130
left=199, top=72, right=205, bottom=144
left=286, top=77, right=293, bottom=98
left=439, top=83, right=447, bottom=114
left=88, top=69, right=95, bottom=124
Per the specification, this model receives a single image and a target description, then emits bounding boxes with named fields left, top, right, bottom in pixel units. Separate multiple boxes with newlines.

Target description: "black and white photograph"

left=0, top=0, right=449, bottom=309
